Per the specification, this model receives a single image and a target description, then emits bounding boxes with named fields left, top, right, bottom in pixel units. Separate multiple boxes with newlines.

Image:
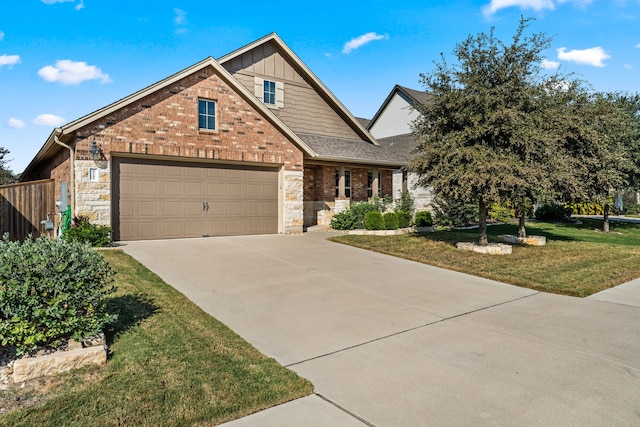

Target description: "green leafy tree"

left=411, top=18, right=558, bottom=244
left=0, top=147, right=16, bottom=185
left=556, top=90, right=639, bottom=232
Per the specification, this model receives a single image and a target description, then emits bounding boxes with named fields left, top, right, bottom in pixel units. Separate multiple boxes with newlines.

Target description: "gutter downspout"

left=53, top=128, right=75, bottom=216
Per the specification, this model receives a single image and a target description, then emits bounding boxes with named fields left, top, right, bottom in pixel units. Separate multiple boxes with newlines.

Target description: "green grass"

left=331, top=219, right=640, bottom=297
left=1, top=251, right=312, bottom=427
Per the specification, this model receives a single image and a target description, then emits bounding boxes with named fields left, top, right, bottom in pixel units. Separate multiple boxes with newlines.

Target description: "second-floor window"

left=198, top=99, right=216, bottom=130
left=264, top=80, right=276, bottom=105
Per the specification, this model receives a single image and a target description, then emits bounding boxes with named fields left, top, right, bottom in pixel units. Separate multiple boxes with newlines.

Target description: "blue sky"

left=1, top=0, right=639, bottom=173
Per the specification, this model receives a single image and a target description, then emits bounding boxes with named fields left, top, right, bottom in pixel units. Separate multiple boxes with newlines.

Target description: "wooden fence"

left=0, top=179, right=55, bottom=241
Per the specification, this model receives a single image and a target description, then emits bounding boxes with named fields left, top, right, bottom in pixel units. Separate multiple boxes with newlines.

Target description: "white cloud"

left=482, top=0, right=593, bottom=16
left=557, top=46, right=610, bottom=67
left=637, top=43, right=640, bottom=49
left=483, top=0, right=554, bottom=17
left=542, top=59, right=560, bottom=69
left=41, top=0, right=75, bottom=4
left=342, top=32, right=389, bottom=54
left=7, top=118, right=25, bottom=129
left=38, top=59, right=112, bottom=84
left=0, top=31, right=5, bottom=41
left=0, top=54, right=20, bottom=67
left=174, top=8, right=187, bottom=25
left=624, top=64, right=633, bottom=69
left=33, top=114, right=65, bottom=127
left=75, top=0, right=85, bottom=10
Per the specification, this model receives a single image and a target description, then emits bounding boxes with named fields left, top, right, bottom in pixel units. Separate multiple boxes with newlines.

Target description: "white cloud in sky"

left=33, top=114, right=65, bottom=127
left=0, top=54, right=20, bottom=67
left=624, top=64, right=633, bottom=69
left=7, top=118, right=25, bottom=129
left=41, top=0, right=75, bottom=4
left=557, top=46, right=610, bottom=67
left=637, top=43, right=640, bottom=49
left=542, top=59, right=560, bottom=69
left=0, top=31, right=4, bottom=41
left=483, top=0, right=593, bottom=16
left=38, top=60, right=112, bottom=84
left=173, top=9, right=188, bottom=34
left=75, top=0, right=85, bottom=10
left=342, top=32, right=389, bottom=54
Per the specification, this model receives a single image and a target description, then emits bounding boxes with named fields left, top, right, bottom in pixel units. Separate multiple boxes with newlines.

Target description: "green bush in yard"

left=65, top=215, right=113, bottom=247
left=395, top=190, right=415, bottom=216
left=396, top=211, right=411, bottom=228
left=364, top=211, right=385, bottom=230
left=330, top=201, right=378, bottom=230
left=414, top=211, right=434, bottom=227
left=383, top=212, right=399, bottom=230
left=535, top=203, right=571, bottom=222
left=0, top=234, right=117, bottom=356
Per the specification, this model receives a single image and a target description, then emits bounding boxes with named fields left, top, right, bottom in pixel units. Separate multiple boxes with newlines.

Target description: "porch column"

left=338, top=166, right=346, bottom=198
left=372, top=169, right=380, bottom=197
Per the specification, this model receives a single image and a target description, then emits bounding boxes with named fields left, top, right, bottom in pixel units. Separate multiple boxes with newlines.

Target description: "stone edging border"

left=346, top=226, right=435, bottom=236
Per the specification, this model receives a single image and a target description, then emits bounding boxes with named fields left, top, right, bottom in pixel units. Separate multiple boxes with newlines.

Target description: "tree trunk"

left=478, top=200, right=489, bottom=246
left=518, top=211, right=527, bottom=238
left=603, top=203, right=610, bottom=233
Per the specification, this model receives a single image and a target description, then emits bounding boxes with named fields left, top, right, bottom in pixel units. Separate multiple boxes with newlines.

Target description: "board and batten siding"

left=222, top=40, right=361, bottom=141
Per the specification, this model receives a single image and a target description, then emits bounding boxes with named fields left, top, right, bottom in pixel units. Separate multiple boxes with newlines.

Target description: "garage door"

left=113, top=158, right=279, bottom=241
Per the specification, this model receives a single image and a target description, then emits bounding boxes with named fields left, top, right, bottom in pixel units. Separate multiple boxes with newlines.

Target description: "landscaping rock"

left=455, top=242, right=513, bottom=255
left=13, top=346, right=107, bottom=384
left=497, top=234, right=546, bottom=246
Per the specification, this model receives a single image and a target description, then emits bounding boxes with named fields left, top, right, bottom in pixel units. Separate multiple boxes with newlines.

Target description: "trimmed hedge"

left=0, top=235, right=117, bottom=356
left=364, top=211, right=385, bottom=230
left=383, top=212, right=399, bottom=230
left=65, top=215, right=113, bottom=247
left=415, top=211, right=434, bottom=227
left=396, top=211, right=411, bottom=228
left=330, top=202, right=378, bottom=230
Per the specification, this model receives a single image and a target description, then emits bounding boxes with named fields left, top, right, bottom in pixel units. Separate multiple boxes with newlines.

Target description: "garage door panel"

left=116, top=158, right=279, bottom=240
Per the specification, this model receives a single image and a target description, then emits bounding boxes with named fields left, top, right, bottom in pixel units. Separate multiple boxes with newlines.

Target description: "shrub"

left=65, top=216, right=112, bottom=247
left=563, top=202, right=605, bottom=216
left=371, top=194, right=393, bottom=213
left=0, top=234, right=117, bottom=356
left=535, top=203, right=570, bottom=222
left=330, top=202, right=377, bottom=230
left=364, top=211, right=385, bottom=230
left=396, top=211, right=411, bottom=228
left=432, top=195, right=477, bottom=227
left=395, top=190, right=415, bottom=216
left=489, top=203, right=515, bottom=223
left=414, top=211, right=434, bottom=227
left=383, top=212, right=399, bottom=230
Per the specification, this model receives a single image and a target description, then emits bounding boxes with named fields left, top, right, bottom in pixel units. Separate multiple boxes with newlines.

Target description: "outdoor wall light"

left=89, top=138, right=103, bottom=161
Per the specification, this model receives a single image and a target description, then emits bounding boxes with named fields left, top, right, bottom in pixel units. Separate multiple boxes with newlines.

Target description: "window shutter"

left=275, top=81, right=284, bottom=108
left=254, top=77, right=264, bottom=102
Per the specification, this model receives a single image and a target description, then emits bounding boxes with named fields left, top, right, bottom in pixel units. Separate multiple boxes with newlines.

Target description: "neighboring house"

left=367, top=85, right=434, bottom=212
left=20, top=33, right=405, bottom=241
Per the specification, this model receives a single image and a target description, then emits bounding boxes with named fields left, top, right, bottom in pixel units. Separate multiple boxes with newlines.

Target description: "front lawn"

left=331, top=219, right=640, bottom=297
left=0, top=251, right=312, bottom=427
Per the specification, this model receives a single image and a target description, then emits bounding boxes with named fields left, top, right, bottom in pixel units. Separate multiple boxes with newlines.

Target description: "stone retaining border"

left=455, top=242, right=513, bottom=255
left=13, top=346, right=108, bottom=384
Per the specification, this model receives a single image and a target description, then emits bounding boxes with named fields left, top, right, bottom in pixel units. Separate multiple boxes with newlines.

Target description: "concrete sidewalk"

left=124, top=234, right=640, bottom=426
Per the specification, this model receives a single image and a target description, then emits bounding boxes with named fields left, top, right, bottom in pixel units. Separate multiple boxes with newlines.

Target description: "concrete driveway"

left=123, top=234, right=640, bottom=426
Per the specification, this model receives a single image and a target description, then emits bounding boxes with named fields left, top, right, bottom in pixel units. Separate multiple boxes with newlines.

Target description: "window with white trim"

left=198, top=99, right=216, bottom=130
left=264, top=80, right=276, bottom=105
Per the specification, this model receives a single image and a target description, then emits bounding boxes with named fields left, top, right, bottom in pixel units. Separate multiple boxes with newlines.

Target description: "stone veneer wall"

left=75, top=160, right=111, bottom=225
left=283, top=170, right=303, bottom=233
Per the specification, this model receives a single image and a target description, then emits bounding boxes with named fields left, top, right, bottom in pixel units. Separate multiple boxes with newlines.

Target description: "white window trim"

left=254, top=76, right=284, bottom=109
left=198, top=98, right=217, bottom=131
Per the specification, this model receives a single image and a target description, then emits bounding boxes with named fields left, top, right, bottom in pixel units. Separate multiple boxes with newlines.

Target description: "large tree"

left=411, top=18, right=558, bottom=245
left=0, top=147, right=16, bottom=185
left=559, top=91, right=640, bottom=232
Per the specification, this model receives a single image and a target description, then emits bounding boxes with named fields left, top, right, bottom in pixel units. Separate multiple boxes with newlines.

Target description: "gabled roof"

left=298, top=133, right=405, bottom=167
left=21, top=55, right=318, bottom=180
left=367, top=85, right=431, bottom=132
left=218, top=33, right=379, bottom=148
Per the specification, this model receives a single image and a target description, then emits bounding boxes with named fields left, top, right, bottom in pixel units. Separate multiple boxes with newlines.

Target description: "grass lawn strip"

left=0, top=251, right=312, bottom=427
left=331, top=219, right=640, bottom=297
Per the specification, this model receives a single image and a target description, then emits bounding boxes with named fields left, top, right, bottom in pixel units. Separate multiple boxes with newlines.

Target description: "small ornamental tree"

left=0, top=147, right=16, bottom=185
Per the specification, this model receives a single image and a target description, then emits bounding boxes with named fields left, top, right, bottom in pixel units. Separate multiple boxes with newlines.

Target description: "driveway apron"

left=123, top=234, right=640, bottom=426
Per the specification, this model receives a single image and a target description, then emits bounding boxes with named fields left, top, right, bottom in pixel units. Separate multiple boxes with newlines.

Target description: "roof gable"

left=218, top=33, right=378, bottom=146
left=367, top=85, right=431, bottom=136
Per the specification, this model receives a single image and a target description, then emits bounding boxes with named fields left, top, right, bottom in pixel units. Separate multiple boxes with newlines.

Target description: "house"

left=20, top=33, right=405, bottom=241
left=366, top=84, right=433, bottom=212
